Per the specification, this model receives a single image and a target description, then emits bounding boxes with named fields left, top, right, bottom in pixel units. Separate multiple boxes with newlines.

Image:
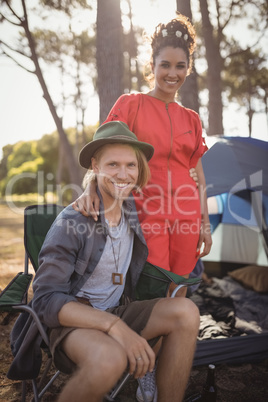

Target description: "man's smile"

left=112, top=182, right=130, bottom=189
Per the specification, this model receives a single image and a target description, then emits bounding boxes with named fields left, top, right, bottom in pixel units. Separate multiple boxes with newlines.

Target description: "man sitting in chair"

left=14, top=122, right=200, bottom=402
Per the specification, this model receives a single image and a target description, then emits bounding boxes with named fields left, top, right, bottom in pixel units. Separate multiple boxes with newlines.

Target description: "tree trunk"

left=20, top=0, right=83, bottom=190
left=176, top=0, right=200, bottom=113
left=96, top=0, right=124, bottom=124
left=199, top=0, right=224, bottom=135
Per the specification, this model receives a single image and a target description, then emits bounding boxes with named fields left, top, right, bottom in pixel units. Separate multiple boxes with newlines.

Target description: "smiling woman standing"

left=75, top=13, right=212, bottom=281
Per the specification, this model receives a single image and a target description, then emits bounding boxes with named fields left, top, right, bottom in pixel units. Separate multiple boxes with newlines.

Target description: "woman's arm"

left=72, top=171, right=100, bottom=220
left=195, top=159, right=212, bottom=258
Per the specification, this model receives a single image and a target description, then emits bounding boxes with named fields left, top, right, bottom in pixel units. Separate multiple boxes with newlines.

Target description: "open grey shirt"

left=76, top=212, right=134, bottom=310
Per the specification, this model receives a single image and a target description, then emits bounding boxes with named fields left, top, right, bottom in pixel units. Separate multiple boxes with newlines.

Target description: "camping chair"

left=0, top=204, right=64, bottom=401
left=2, top=204, right=201, bottom=402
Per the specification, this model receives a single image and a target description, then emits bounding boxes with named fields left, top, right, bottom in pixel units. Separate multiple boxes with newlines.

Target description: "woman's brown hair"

left=145, top=13, right=196, bottom=84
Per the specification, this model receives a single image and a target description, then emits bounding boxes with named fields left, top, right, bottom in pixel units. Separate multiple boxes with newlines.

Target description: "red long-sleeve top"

left=104, top=93, right=208, bottom=223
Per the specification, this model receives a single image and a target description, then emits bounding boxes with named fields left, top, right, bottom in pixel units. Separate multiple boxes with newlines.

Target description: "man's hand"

left=108, top=318, right=155, bottom=378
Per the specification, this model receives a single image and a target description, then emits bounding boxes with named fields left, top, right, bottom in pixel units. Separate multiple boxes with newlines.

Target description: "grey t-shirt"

left=76, top=213, right=134, bottom=310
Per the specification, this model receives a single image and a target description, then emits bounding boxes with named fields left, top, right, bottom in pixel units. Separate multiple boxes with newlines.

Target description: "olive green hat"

left=79, top=121, right=154, bottom=169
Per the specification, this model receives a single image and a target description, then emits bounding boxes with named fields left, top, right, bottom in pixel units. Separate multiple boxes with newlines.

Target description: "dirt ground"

left=1, top=202, right=268, bottom=401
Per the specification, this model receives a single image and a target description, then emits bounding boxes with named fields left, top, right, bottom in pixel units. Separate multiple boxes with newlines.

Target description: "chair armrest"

left=0, top=272, right=33, bottom=311
left=13, top=305, right=50, bottom=346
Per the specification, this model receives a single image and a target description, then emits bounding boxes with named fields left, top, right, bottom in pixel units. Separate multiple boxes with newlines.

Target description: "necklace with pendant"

left=110, top=239, right=123, bottom=285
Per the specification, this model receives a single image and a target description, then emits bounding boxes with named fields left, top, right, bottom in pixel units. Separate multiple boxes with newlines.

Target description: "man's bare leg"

left=57, top=328, right=128, bottom=402
left=141, top=297, right=200, bottom=402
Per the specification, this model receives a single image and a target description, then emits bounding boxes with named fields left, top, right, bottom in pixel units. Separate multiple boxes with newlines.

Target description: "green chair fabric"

left=0, top=272, right=33, bottom=312
left=136, top=261, right=202, bottom=300
left=24, top=204, right=65, bottom=271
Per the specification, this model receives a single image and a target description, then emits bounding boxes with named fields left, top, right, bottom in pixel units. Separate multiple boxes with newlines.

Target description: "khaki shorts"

left=50, top=298, right=161, bottom=374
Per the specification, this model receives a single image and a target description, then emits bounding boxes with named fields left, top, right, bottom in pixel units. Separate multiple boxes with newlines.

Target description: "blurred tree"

left=197, top=0, right=267, bottom=136
left=34, top=28, right=95, bottom=154
left=0, top=0, right=88, bottom=193
left=176, top=0, right=200, bottom=113
left=1, top=0, right=267, bottom=182
left=37, top=132, right=60, bottom=183
left=0, top=124, right=97, bottom=198
left=3, top=141, right=44, bottom=195
left=32, top=26, right=95, bottom=183
left=71, top=30, right=96, bottom=153
left=199, top=0, right=223, bottom=135
left=7, top=141, right=39, bottom=171
left=96, top=0, right=124, bottom=123
left=122, top=0, right=143, bottom=93
left=224, top=48, right=268, bottom=136
left=0, top=144, right=13, bottom=192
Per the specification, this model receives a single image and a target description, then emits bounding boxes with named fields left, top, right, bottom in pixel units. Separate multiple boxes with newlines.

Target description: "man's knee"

left=159, top=297, right=200, bottom=333
left=100, top=341, right=128, bottom=375
left=79, top=338, right=127, bottom=379
left=181, top=298, right=200, bottom=331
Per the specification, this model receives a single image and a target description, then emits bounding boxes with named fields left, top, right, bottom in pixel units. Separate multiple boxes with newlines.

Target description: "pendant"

left=112, top=273, right=123, bottom=285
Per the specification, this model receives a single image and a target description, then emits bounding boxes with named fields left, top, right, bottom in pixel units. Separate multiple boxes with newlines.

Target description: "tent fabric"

left=204, top=223, right=267, bottom=266
left=204, top=193, right=268, bottom=266
left=193, top=136, right=268, bottom=365
left=194, top=333, right=268, bottom=366
left=202, top=136, right=268, bottom=197
left=202, top=137, right=268, bottom=265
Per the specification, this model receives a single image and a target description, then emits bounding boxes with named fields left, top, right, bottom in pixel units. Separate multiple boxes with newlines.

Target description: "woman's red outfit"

left=104, top=93, right=208, bottom=275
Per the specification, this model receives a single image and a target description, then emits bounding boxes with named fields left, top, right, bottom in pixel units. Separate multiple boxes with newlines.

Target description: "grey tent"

left=193, top=136, right=268, bottom=365
left=203, top=136, right=268, bottom=269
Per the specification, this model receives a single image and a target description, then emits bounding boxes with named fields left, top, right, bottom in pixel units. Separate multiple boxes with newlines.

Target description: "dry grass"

left=0, top=203, right=35, bottom=293
left=0, top=203, right=25, bottom=289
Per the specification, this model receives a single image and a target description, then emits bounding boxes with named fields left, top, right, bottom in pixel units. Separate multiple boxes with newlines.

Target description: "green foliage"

left=33, top=29, right=95, bottom=65
left=41, top=0, right=91, bottom=14
left=2, top=141, right=45, bottom=195
left=0, top=144, right=13, bottom=182
left=223, top=46, right=268, bottom=135
left=224, top=48, right=268, bottom=109
left=8, top=158, right=44, bottom=177
left=37, top=132, right=58, bottom=168
left=7, top=141, right=40, bottom=171
left=0, top=124, right=97, bottom=197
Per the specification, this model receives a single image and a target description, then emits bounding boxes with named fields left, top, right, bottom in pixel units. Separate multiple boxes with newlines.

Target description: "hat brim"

left=79, top=137, right=154, bottom=169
